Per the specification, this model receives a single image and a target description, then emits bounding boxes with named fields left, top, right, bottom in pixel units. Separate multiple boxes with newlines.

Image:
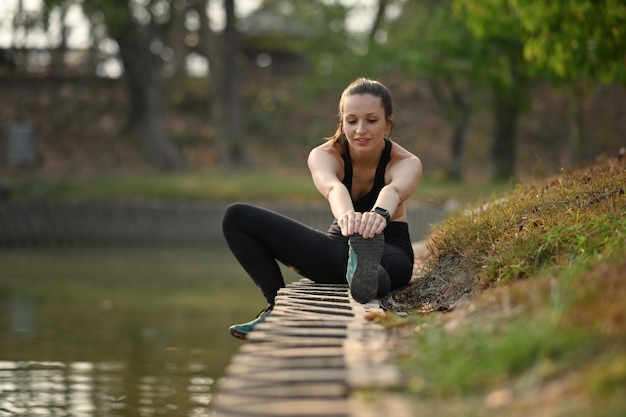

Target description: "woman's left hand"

left=357, top=211, right=387, bottom=239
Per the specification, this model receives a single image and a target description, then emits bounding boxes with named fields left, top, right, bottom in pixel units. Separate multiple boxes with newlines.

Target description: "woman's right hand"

left=337, top=210, right=362, bottom=237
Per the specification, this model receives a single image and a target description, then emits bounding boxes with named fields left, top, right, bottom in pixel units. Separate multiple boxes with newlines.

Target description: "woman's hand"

left=338, top=211, right=386, bottom=238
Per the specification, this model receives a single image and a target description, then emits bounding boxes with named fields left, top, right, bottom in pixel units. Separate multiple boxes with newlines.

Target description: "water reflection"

left=0, top=360, right=213, bottom=416
left=0, top=246, right=288, bottom=416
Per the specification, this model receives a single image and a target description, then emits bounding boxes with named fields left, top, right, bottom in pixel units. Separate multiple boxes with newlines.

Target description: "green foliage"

left=255, top=0, right=361, bottom=94
left=454, top=0, right=626, bottom=84
left=519, top=0, right=626, bottom=82
left=451, top=0, right=529, bottom=97
left=385, top=0, right=483, bottom=86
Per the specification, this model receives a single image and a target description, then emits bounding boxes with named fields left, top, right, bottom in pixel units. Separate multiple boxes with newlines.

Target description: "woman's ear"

left=386, top=115, right=394, bottom=133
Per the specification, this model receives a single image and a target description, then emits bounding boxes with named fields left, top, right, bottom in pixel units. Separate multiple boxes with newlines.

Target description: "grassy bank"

left=382, top=156, right=626, bottom=416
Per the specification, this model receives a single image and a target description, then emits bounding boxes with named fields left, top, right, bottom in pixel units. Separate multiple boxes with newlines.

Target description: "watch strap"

left=372, top=207, right=390, bottom=224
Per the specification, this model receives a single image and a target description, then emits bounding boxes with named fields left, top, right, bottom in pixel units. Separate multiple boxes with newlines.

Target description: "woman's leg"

left=380, top=243, right=414, bottom=292
left=222, top=203, right=346, bottom=305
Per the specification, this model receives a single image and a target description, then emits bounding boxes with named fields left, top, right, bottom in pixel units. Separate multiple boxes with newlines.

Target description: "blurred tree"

left=512, top=0, right=626, bottom=165
left=42, top=0, right=247, bottom=170
left=514, top=0, right=626, bottom=83
left=190, top=0, right=227, bottom=166
left=167, top=0, right=188, bottom=78
left=453, top=0, right=626, bottom=176
left=78, top=0, right=182, bottom=171
left=383, top=0, right=479, bottom=182
left=188, top=0, right=236, bottom=169
left=368, top=0, right=390, bottom=46
left=449, top=0, right=529, bottom=181
left=252, top=0, right=355, bottom=92
left=42, top=0, right=70, bottom=73
left=220, top=0, right=245, bottom=168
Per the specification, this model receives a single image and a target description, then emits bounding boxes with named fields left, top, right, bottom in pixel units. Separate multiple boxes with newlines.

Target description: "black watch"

left=372, top=207, right=390, bottom=225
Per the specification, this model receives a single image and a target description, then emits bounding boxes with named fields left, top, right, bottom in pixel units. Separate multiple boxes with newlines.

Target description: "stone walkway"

left=209, top=279, right=402, bottom=417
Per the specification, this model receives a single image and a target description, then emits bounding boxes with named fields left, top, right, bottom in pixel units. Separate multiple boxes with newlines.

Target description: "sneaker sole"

left=229, top=327, right=248, bottom=340
left=348, top=233, right=384, bottom=303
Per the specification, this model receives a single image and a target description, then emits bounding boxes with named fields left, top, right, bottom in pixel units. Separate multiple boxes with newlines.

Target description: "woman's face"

left=341, top=94, right=390, bottom=151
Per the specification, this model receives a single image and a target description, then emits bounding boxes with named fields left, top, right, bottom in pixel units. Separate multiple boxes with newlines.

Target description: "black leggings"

left=222, top=203, right=414, bottom=305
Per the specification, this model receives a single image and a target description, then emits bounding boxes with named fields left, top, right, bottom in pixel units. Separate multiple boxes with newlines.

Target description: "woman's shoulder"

left=308, top=140, right=344, bottom=171
left=386, top=141, right=423, bottom=185
left=310, top=140, right=343, bottom=158
left=389, top=140, right=419, bottom=162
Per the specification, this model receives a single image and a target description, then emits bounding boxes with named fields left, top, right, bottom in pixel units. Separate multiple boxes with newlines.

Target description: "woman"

left=222, top=77, right=422, bottom=339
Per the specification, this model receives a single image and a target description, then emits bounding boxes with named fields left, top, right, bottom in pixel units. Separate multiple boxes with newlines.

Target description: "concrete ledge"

left=0, top=202, right=443, bottom=246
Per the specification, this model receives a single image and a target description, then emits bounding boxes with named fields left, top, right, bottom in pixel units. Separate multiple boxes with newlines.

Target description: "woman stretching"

left=222, top=77, right=423, bottom=339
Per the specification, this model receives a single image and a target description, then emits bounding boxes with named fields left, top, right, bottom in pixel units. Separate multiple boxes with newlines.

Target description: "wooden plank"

left=271, top=304, right=354, bottom=317
left=262, top=318, right=349, bottom=328
left=210, top=280, right=396, bottom=416
left=217, top=368, right=347, bottom=384
left=246, top=334, right=345, bottom=346
left=279, top=300, right=352, bottom=311
left=251, top=324, right=347, bottom=338
left=212, top=381, right=348, bottom=398
left=229, top=354, right=345, bottom=370
left=237, top=345, right=344, bottom=358
left=210, top=396, right=349, bottom=417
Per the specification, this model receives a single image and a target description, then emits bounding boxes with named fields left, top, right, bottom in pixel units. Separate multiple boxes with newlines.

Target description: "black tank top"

left=341, top=138, right=392, bottom=212
left=331, top=138, right=413, bottom=260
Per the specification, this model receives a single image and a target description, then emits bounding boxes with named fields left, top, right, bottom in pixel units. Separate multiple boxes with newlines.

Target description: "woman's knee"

left=222, top=203, right=253, bottom=238
left=381, top=253, right=413, bottom=290
left=223, top=202, right=254, bottom=225
left=377, top=266, right=391, bottom=298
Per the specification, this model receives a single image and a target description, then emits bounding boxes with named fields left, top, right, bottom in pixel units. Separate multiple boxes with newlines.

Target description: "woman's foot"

left=346, top=233, right=385, bottom=303
left=229, top=306, right=273, bottom=340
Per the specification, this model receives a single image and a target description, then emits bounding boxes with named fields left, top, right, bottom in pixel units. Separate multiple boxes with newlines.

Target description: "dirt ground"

left=382, top=240, right=474, bottom=314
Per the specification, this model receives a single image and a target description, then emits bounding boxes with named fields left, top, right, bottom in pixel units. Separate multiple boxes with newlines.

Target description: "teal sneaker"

left=229, top=306, right=273, bottom=340
left=346, top=233, right=385, bottom=303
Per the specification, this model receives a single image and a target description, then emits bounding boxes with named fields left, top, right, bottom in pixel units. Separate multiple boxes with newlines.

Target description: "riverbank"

left=377, top=155, right=626, bottom=417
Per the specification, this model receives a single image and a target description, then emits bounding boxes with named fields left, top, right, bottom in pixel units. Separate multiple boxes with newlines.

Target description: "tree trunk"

left=49, top=4, right=68, bottom=74
left=431, top=80, right=471, bottom=182
left=447, top=87, right=470, bottom=182
left=221, top=0, right=246, bottom=169
left=369, top=0, right=389, bottom=45
left=111, top=9, right=181, bottom=171
left=167, top=1, right=188, bottom=78
left=192, top=0, right=226, bottom=166
left=490, top=92, right=518, bottom=181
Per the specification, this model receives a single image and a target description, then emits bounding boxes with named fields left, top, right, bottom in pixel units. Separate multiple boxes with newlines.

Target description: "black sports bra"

left=341, top=139, right=392, bottom=212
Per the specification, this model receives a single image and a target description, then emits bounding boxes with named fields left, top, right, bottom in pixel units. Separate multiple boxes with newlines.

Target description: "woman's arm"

left=308, top=145, right=362, bottom=236
left=359, top=151, right=423, bottom=238
left=376, top=154, right=423, bottom=214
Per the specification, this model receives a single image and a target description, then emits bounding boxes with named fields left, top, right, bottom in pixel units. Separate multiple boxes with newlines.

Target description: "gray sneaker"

left=346, top=233, right=385, bottom=303
left=229, top=306, right=273, bottom=340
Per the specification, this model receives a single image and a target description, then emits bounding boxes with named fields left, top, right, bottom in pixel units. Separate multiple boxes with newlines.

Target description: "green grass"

left=405, top=311, right=592, bottom=397
left=425, top=158, right=626, bottom=286
left=8, top=169, right=513, bottom=204
left=9, top=170, right=320, bottom=203
left=390, top=157, right=626, bottom=416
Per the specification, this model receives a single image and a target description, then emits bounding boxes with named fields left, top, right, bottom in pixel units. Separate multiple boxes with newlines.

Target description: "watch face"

left=374, top=207, right=390, bottom=222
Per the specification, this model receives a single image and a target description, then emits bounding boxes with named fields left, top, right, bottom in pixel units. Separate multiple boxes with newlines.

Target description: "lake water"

left=0, top=245, right=301, bottom=416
